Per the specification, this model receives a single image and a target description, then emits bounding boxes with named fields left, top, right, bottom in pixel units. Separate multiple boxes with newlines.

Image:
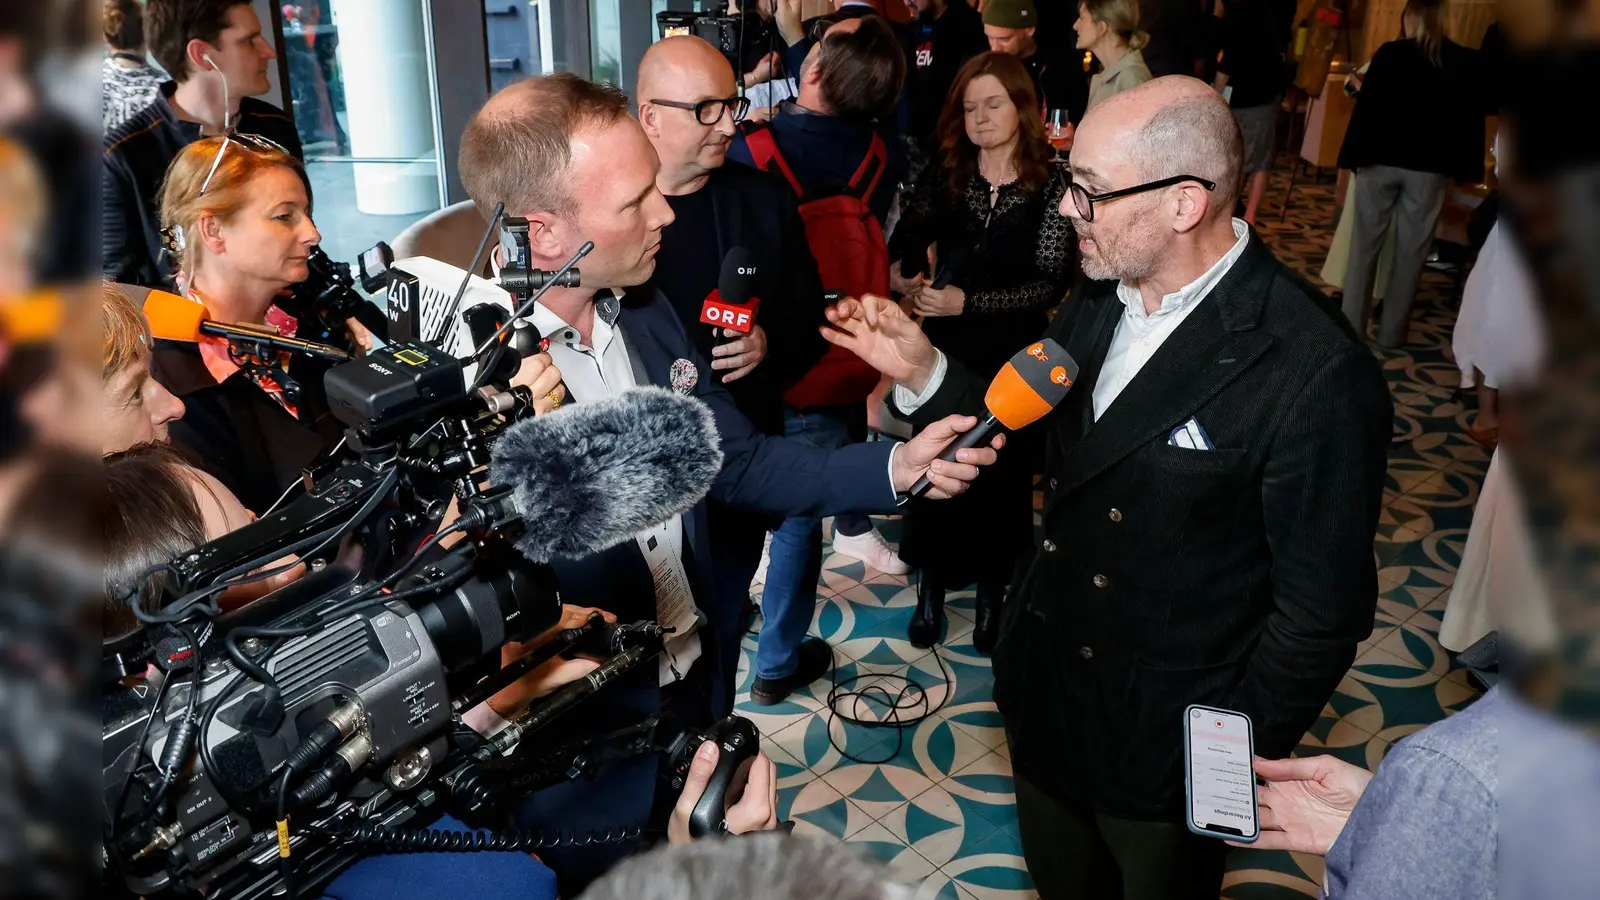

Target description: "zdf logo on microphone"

left=1027, top=342, right=1048, bottom=361
left=1051, top=366, right=1072, bottom=386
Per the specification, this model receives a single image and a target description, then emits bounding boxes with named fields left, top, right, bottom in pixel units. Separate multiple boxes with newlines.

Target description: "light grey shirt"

left=1321, top=686, right=1499, bottom=899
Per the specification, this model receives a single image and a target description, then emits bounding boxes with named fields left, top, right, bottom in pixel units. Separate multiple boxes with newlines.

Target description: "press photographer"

left=456, top=71, right=1001, bottom=893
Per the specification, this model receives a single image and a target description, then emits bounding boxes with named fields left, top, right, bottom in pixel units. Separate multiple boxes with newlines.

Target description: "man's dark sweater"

left=102, top=81, right=302, bottom=288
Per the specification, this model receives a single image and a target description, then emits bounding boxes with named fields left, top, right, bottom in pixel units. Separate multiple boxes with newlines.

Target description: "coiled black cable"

left=315, top=821, right=648, bottom=853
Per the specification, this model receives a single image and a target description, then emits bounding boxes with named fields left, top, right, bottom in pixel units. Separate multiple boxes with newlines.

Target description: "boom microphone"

left=699, top=247, right=759, bottom=335
left=142, top=289, right=350, bottom=362
left=907, top=338, right=1078, bottom=498
left=487, top=386, right=724, bottom=563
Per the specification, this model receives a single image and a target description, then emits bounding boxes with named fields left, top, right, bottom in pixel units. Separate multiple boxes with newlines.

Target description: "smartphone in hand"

left=1183, top=705, right=1260, bottom=843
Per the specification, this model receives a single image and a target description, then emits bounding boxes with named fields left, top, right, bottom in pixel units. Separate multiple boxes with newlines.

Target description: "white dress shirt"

left=898, top=219, right=1252, bottom=421
left=528, top=293, right=703, bottom=687
left=1091, top=218, right=1250, bottom=419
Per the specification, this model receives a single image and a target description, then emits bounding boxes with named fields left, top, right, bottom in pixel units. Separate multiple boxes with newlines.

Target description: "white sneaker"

left=830, top=526, right=910, bottom=575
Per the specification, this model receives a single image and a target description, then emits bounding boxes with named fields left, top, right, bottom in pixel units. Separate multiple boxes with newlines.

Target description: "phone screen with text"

left=1185, top=707, right=1258, bottom=839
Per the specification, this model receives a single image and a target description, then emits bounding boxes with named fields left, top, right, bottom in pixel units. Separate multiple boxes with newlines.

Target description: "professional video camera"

left=656, top=4, right=768, bottom=80
left=104, top=214, right=744, bottom=900
left=276, top=244, right=393, bottom=354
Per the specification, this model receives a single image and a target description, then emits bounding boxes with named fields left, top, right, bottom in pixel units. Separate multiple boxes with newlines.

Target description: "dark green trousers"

left=1013, top=773, right=1228, bottom=900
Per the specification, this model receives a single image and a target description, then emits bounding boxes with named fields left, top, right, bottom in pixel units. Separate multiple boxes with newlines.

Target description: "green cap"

left=981, top=0, right=1038, bottom=29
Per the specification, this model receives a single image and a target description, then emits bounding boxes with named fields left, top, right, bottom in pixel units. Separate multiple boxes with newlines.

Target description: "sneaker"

left=750, top=637, right=834, bottom=705
left=830, top=526, right=910, bottom=575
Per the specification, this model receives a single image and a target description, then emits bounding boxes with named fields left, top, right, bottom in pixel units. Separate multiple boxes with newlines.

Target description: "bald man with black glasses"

left=824, top=75, right=1393, bottom=899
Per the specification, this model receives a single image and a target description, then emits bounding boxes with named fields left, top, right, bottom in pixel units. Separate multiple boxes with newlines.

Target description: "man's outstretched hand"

left=822, top=294, right=939, bottom=392
left=1235, top=755, right=1373, bottom=854
left=892, top=414, right=1004, bottom=499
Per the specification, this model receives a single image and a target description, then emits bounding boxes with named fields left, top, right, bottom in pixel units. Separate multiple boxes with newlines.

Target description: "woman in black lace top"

left=888, top=52, right=1075, bottom=655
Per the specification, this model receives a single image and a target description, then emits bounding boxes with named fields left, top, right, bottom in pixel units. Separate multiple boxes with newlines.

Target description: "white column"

left=331, top=0, right=440, bottom=215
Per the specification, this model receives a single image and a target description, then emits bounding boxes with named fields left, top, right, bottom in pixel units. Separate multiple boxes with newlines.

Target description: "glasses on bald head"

left=1067, top=174, right=1216, bottom=222
left=648, top=96, right=751, bottom=126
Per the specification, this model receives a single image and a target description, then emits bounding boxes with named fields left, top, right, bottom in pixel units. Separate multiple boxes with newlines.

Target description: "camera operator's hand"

left=343, top=317, right=375, bottom=355
left=510, top=351, right=567, bottom=414
left=711, top=325, right=767, bottom=383
left=485, top=605, right=617, bottom=718
left=746, top=51, right=781, bottom=86
left=532, top=604, right=617, bottom=649
left=668, top=742, right=779, bottom=844
left=774, top=0, right=803, bottom=45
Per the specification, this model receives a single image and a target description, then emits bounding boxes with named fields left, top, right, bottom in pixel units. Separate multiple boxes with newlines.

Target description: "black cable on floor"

left=822, top=643, right=954, bottom=766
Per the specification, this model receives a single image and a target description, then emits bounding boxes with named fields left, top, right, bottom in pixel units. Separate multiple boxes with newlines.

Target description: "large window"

left=279, top=0, right=447, bottom=265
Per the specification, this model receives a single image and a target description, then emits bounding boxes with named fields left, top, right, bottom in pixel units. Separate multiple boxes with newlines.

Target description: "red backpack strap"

left=740, top=122, right=805, bottom=199
left=846, top=133, right=889, bottom=203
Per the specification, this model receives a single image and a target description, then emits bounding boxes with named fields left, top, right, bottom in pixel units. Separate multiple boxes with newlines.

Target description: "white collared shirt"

left=527, top=294, right=702, bottom=687
left=896, top=219, right=1252, bottom=420
left=1092, top=218, right=1251, bottom=420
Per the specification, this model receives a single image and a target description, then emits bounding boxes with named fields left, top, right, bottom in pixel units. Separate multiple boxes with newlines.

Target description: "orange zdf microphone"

left=142, top=289, right=350, bottom=361
left=908, top=338, right=1078, bottom=498
left=699, top=247, right=760, bottom=335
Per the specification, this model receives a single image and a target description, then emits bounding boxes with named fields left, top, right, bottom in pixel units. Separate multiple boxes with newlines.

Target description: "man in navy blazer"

left=456, top=72, right=999, bottom=894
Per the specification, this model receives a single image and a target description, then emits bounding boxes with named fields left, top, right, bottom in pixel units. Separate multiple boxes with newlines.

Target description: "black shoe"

left=972, top=583, right=1004, bottom=655
left=907, top=575, right=945, bottom=650
left=750, top=637, right=834, bottom=705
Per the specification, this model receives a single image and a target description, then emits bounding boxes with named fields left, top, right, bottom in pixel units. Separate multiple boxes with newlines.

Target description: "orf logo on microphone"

left=699, top=295, right=759, bottom=334
left=1027, top=342, right=1049, bottom=361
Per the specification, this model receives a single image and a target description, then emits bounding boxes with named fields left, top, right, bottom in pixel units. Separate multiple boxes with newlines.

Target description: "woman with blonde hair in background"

left=1074, top=0, right=1152, bottom=112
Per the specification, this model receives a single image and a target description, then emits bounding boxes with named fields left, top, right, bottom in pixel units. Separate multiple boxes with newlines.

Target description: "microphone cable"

left=822, top=636, right=954, bottom=766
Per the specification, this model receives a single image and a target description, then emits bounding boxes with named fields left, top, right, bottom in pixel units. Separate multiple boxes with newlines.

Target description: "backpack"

left=742, top=123, right=890, bottom=407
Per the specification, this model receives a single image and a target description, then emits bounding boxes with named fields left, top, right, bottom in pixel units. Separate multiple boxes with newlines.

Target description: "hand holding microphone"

left=701, top=248, right=766, bottom=383
left=904, top=339, right=1078, bottom=498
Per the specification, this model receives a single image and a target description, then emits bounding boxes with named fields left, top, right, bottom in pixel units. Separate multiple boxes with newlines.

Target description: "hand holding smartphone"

left=1183, top=705, right=1260, bottom=842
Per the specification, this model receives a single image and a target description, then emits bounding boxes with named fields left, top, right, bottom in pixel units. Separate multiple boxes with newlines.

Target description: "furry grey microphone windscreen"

left=488, top=387, right=724, bottom=563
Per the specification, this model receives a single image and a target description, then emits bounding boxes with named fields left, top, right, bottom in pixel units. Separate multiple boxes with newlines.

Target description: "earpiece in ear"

left=203, top=53, right=217, bottom=71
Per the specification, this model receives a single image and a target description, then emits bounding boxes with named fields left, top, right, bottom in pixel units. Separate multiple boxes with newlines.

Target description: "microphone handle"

left=198, top=321, right=350, bottom=361
left=908, top=412, right=1001, bottom=499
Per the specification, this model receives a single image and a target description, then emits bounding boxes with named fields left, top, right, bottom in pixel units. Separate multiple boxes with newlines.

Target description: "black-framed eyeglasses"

left=1067, top=174, right=1217, bottom=222
left=648, top=96, right=751, bottom=126
left=198, top=131, right=293, bottom=196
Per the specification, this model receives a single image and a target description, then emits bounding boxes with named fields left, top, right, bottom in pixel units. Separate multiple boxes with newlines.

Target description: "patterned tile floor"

left=731, top=165, right=1489, bottom=899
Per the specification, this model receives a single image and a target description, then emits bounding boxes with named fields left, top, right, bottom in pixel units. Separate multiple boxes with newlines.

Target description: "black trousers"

left=1014, top=773, right=1228, bottom=900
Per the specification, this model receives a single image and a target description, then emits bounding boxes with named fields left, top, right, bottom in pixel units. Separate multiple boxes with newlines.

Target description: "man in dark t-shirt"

left=636, top=36, right=835, bottom=710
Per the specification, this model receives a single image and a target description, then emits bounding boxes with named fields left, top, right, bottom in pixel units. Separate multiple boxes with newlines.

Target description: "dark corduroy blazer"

left=905, top=231, right=1393, bottom=821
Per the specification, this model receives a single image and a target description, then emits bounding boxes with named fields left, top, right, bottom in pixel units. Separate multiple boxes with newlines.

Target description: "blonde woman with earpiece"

left=1074, top=0, right=1152, bottom=111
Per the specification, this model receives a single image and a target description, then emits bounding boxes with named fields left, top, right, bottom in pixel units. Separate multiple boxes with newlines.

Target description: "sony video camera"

left=104, top=214, right=758, bottom=900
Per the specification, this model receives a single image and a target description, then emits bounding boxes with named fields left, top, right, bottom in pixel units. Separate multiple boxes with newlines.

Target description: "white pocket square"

left=1169, top=417, right=1215, bottom=450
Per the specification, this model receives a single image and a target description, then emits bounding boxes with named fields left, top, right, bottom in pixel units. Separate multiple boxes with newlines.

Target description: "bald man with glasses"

left=636, top=36, right=839, bottom=709
left=824, top=75, right=1393, bottom=899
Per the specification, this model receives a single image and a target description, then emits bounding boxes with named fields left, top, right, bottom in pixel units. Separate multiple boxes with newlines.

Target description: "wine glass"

left=1047, top=109, right=1073, bottom=154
